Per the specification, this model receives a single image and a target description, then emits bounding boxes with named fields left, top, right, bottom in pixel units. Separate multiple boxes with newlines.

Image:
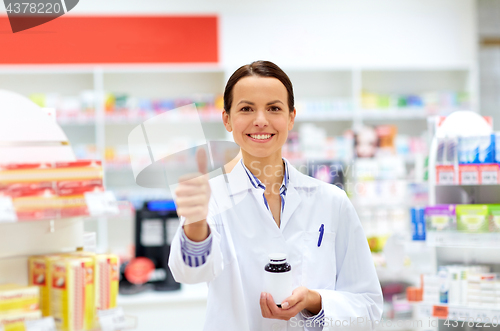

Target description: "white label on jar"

left=264, top=270, right=293, bottom=305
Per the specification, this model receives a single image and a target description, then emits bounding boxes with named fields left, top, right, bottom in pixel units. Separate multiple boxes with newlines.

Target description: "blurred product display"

left=361, top=91, right=470, bottom=113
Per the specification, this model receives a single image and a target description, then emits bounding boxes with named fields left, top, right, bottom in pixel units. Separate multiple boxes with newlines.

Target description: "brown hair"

left=223, top=60, right=294, bottom=113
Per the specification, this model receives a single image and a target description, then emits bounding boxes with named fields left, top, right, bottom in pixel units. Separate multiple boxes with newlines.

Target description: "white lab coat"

left=168, top=159, right=383, bottom=331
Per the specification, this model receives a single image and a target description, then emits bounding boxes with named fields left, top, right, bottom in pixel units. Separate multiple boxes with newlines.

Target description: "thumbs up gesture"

left=175, top=147, right=211, bottom=242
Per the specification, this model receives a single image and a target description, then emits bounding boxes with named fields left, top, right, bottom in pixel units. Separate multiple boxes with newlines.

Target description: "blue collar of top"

left=239, top=158, right=289, bottom=192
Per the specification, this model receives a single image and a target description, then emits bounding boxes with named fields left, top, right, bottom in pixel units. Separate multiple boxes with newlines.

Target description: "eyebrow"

left=237, top=100, right=284, bottom=106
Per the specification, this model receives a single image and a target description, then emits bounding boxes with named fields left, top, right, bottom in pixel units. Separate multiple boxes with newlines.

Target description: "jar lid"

left=269, top=253, right=287, bottom=264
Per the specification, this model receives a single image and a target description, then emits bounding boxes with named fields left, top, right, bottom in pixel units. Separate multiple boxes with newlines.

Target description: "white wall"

left=0, top=0, right=477, bottom=69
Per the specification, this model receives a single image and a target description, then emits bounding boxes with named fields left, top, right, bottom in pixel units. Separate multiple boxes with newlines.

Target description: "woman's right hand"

left=175, top=148, right=211, bottom=242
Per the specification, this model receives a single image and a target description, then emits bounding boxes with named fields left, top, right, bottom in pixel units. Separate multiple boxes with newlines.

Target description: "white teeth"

left=250, top=134, right=271, bottom=140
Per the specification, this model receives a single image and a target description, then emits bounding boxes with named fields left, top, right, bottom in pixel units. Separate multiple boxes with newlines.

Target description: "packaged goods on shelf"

left=29, top=252, right=120, bottom=330
left=295, top=124, right=354, bottom=162
left=489, top=205, right=500, bottom=232
left=425, top=205, right=456, bottom=231
left=361, top=90, right=469, bottom=113
left=94, top=254, right=119, bottom=311
left=436, top=132, right=500, bottom=185
left=0, top=310, right=42, bottom=331
left=294, top=98, right=353, bottom=115
left=28, top=255, right=63, bottom=317
left=50, top=257, right=95, bottom=331
left=65, top=252, right=119, bottom=311
left=457, top=134, right=496, bottom=164
left=411, top=207, right=426, bottom=241
left=29, top=92, right=95, bottom=122
left=72, top=145, right=98, bottom=162
left=358, top=206, right=409, bottom=252
left=456, top=205, right=489, bottom=233
left=30, top=91, right=226, bottom=123
left=421, top=265, right=497, bottom=306
left=103, top=93, right=223, bottom=121
left=0, top=160, right=104, bottom=220
left=0, top=284, right=39, bottom=313
left=437, top=137, right=457, bottom=166
left=423, top=204, right=500, bottom=234
left=496, top=133, right=500, bottom=163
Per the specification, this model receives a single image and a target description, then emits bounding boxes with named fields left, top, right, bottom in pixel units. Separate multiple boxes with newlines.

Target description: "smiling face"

left=222, top=76, right=296, bottom=162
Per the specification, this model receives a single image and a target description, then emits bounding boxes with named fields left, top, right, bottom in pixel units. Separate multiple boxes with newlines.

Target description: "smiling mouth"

left=246, top=134, right=275, bottom=140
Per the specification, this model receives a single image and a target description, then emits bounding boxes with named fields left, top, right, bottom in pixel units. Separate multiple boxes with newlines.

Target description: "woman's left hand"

left=260, top=286, right=321, bottom=321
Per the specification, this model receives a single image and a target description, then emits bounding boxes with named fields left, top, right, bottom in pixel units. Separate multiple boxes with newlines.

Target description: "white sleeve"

left=314, top=192, right=383, bottom=331
left=168, top=194, right=224, bottom=284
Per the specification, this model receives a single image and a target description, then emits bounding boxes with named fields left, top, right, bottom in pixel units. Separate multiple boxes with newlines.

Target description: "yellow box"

left=50, top=257, right=95, bottom=331
left=0, top=310, right=42, bottom=331
left=28, top=255, right=62, bottom=317
left=65, top=252, right=119, bottom=310
left=94, top=254, right=119, bottom=311
left=0, top=284, right=39, bottom=313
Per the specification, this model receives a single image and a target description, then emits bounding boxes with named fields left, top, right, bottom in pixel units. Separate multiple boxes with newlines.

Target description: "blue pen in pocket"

left=317, top=224, right=324, bottom=247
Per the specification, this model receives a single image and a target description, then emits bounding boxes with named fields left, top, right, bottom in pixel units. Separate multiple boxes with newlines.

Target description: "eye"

left=240, top=106, right=252, bottom=112
left=269, top=106, right=281, bottom=112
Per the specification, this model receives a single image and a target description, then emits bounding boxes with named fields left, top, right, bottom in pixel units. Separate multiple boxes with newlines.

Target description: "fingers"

left=176, top=195, right=208, bottom=207
left=260, top=292, right=272, bottom=318
left=178, top=172, right=207, bottom=185
left=175, top=172, right=211, bottom=226
left=260, top=291, right=306, bottom=321
left=265, top=293, right=283, bottom=317
left=196, top=147, right=208, bottom=175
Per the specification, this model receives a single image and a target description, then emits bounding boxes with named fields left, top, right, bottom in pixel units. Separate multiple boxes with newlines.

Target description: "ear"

left=222, top=110, right=232, bottom=132
left=288, top=108, right=296, bottom=131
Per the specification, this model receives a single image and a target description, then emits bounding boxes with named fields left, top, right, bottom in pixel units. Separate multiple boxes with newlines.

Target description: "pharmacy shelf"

left=0, top=200, right=133, bottom=225
left=118, top=283, right=208, bottom=306
left=417, top=303, right=500, bottom=322
left=55, top=108, right=463, bottom=126
left=426, top=232, right=500, bottom=248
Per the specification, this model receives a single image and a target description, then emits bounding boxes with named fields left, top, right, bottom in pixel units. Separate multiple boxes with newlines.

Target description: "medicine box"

left=456, top=205, right=489, bottom=233
left=425, top=205, right=456, bottom=231
left=50, top=257, right=95, bottom=331
left=28, top=254, right=62, bottom=317
left=0, top=284, right=39, bottom=313
left=0, top=310, right=42, bottom=331
left=488, top=204, right=500, bottom=232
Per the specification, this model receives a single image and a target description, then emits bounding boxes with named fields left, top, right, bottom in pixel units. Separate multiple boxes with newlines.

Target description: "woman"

left=169, top=61, right=383, bottom=331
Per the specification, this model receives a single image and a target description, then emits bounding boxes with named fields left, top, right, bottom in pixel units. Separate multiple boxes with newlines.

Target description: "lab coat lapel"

left=279, top=161, right=320, bottom=232
left=279, top=183, right=301, bottom=232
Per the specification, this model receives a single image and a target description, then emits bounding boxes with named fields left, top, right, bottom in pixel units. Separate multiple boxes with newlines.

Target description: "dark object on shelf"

left=133, top=200, right=181, bottom=291
left=307, top=160, right=345, bottom=190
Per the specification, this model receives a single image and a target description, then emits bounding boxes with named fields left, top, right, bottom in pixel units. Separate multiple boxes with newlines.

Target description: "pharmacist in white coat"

left=168, top=61, right=383, bottom=331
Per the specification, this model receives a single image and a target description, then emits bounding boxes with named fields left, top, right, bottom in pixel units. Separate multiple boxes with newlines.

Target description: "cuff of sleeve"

left=180, top=225, right=212, bottom=267
left=300, top=308, right=325, bottom=326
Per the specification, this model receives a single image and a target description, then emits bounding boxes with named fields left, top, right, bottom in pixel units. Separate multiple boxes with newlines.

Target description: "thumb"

left=196, top=147, right=208, bottom=175
left=281, top=290, right=302, bottom=309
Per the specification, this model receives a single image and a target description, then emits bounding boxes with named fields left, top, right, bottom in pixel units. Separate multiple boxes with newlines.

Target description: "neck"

left=241, top=150, right=284, bottom=187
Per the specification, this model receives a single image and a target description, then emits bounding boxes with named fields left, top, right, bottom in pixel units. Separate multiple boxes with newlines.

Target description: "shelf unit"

left=417, top=112, right=500, bottom=331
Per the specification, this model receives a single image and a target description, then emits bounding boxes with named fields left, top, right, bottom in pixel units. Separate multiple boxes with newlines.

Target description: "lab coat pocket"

left=302, top=230, right=336, bottom=289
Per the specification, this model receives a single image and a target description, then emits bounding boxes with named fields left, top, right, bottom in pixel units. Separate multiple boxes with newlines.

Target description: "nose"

left=253, top=109, right=268, bottom=127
